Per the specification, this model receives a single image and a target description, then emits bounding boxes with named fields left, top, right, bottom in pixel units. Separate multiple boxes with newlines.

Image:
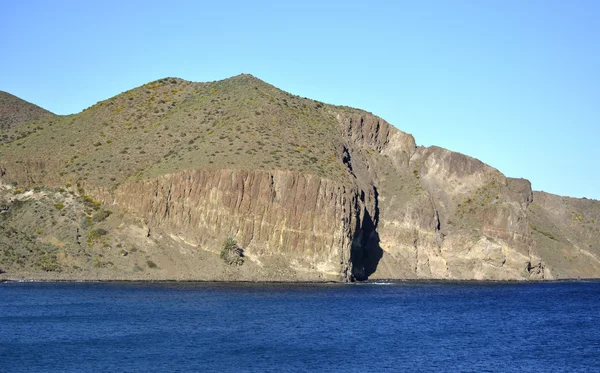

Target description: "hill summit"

left=0, top=90, right=55, bottom=132
left=0, top=75, right=599, bottom=281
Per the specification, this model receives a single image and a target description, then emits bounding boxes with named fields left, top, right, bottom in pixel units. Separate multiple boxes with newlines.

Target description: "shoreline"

left=2, top=276, right=599, bottom=285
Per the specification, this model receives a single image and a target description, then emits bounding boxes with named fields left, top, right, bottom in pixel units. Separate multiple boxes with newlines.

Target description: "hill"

left=0, top=75, right=598, bottom=281
left=0, top=91, right=55, bottom=133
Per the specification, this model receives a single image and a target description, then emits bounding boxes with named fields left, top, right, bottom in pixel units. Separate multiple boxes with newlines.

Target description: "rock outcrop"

left=332, top=112, right=545, bottom=280
left=113, top=169, right=352, bottom=280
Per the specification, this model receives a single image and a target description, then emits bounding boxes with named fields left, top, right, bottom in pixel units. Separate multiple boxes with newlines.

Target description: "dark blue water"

left=1, top=281, right=599, bottom=372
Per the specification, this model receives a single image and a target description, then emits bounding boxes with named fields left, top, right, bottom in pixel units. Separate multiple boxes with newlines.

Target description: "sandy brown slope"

left=0, top=90, right=55, bottom=132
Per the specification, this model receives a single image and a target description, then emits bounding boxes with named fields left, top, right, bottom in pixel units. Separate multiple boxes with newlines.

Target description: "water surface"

left=1, top=281, right=599, bottom=372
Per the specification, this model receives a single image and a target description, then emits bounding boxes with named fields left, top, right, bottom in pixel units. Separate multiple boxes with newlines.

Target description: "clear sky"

left=1, top=0, right=598, bottom=199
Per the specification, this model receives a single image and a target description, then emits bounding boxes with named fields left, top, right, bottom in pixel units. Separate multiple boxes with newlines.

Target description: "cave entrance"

left=350, top=204, right=383, bottom=282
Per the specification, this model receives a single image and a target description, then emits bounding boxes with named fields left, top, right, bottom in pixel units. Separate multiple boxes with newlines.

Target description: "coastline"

left=2, top=275, right=599, bottom=285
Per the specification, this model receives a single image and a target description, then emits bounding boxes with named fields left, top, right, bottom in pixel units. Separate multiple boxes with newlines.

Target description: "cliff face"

left=1, top=75, right=598, bottom=281
left=332, top=112, right=544, bottom=280
left=111, top=169, right=366, bottom=281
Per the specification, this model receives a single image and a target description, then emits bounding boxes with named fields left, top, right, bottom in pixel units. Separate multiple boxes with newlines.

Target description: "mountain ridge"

left=1, top=74, right=598, bottom=281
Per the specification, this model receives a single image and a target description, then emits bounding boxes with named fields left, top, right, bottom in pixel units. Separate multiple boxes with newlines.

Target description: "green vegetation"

left=81, top=195, right=101, bottom=210
left=220, top=236, right=244, bottom=266
left=0, top=90, right=55, bottom=131
left=87, top=228, right=108, bottom=245
left=92, top=256, right=113, bottom=268
left=0, top=186, right=90, bottom=273
left=529, top=223, right=558, bottom=241
left=0, top=74, right=355, bottom=191
left=456, top=182, right=503, bottom=217
left=37, top=253, right=61, bottom=272
left=92, top=209, right=112, bottom=223
left=571, top=211, right=584, bottom=222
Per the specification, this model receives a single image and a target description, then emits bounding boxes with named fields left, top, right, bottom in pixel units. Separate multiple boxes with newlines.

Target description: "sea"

left=1, top=281, right=599, bottom=372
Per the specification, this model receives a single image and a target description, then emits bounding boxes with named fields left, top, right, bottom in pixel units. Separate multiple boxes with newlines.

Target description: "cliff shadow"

left=350, top=208, right=383, bottom=281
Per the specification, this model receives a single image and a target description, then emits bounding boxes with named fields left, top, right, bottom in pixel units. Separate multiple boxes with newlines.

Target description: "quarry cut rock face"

left=0, top=74, right=599, bottom=281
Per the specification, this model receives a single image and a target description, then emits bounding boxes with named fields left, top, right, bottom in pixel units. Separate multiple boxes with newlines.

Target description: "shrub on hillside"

left=87, top=228, right=108, bottom=245
left=92, top=209, right=112, bottom=223
left=220, top=237, right=244, bottom=266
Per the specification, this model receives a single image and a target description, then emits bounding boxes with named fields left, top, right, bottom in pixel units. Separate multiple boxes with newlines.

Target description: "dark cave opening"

left=350, top=188, right=383, bottom=281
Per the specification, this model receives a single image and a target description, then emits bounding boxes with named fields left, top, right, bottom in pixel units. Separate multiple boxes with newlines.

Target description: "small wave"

left=354, top=281, right=395, bottom=285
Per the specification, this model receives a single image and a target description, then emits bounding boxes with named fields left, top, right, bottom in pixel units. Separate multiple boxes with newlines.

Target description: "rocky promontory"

left=1, top=75, right=598, bottom=281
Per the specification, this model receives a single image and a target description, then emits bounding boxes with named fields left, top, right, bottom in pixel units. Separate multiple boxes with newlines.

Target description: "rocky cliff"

left=0, top=75, right=598, bottom=281
left=113, top=169, right=365, bottom=281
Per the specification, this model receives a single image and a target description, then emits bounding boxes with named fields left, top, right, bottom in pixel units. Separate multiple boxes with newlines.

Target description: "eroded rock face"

left=111, top=168, right=382, bottom=281
left=333, top=114, right=544, bottom=280
left=0, top=159, right=62, bottom=186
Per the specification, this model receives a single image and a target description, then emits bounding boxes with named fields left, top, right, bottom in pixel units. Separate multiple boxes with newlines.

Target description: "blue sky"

left=1, top=0, right=598, bottom=199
